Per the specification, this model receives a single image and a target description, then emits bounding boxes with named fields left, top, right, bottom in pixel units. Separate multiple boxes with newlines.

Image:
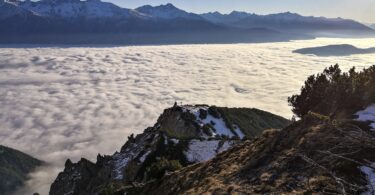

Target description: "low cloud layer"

left=0, top=38, right=374, bottom=194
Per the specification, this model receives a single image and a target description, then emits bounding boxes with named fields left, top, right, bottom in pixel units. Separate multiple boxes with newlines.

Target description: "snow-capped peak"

left=135, top=3, right=201, bottom=20
left=229, top=11, right=251, bottom=18
left=18, top=0, right=145, bottom=19
left=0, top=0, right=36, bottom=20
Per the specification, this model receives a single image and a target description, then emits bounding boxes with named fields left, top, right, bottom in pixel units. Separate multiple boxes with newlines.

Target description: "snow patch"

left=183, top=105, right=244, bottom=138
left=234, top=125, right=245, bottom=139
left=139, top=150, right=151, bottom=163
left=170, top=138, right=179, bottom=144
left=360, top=164, right=375, bottom=195
left=203, top=113, right=235, bottom=137
left=184, top=139, right=234, bottom=163
left=356, top=104, right=375, bottom=131
left=184, top=140, right=219, bottom=162
left=112, top=152, right=132, bottom=180
left=111, top=141, right=145, bottom=180
left=217, top=141, right=233, bottom=153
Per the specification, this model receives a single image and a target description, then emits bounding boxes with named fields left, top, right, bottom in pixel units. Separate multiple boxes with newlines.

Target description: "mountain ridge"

left=49, top=105, right=290, bottom=195
left=135, top=3, right=202, bottom=20
left=201, top=11, right=374, bottom=37
left=0, top=1, right=373, bottom=44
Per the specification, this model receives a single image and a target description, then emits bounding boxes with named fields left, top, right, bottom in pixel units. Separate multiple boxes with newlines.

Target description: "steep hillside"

left=139, top=113, right=375, bottom=194
left=135, top=65, right=375, bottom=194
left=49, top=105, right=290, bottom=195
left=0, top=145, right=43, bottom=195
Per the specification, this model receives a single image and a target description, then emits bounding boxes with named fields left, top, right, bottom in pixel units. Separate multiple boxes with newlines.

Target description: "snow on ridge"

left=18, top=0, right=143, bottom=19
left=184, top=140, right=219, bottom=162
left=203, top=113, right=235, bottom=137
left=111, top=142, right=145, bottom=180
left=135, top=4, right=195, bottom=19
left=170, top=138, right=179, bottom=144
left=139, top=150, right=151, bottom=163
left=182, top=105, right=244, bottom=138
left=112, top=152, right=132, bottom=180
left=360, top=164, right=375, bottom=195
left=234, top=125, right=245, bottom=139
left=184, top=139, right=234, bottom=163
left=356, top=104, right=375, bottom=131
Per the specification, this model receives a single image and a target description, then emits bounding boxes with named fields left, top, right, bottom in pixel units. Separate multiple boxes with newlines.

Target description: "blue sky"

left=106, top=0, right=375, bottom=23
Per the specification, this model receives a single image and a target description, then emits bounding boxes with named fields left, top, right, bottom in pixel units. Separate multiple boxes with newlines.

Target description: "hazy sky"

left=106, top=0, right=375, bottom=23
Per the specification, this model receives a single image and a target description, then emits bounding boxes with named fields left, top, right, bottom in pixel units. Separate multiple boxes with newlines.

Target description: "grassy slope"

left=158, top=106, right=291, bottom=139
left=217, top=107, right=291, bottom=137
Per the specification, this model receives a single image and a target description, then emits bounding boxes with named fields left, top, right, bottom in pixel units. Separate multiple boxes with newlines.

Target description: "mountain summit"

left=136, top=3, right=201, bottom=20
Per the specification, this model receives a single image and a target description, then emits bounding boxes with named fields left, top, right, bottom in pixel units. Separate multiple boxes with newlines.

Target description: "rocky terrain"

left=0, top=145, right=43, bottom=195
left=49, top=104, right=290, bottom=195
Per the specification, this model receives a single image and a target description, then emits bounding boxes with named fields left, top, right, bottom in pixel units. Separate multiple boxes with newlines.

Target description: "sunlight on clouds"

left=0, top=38, right=374, bottom=194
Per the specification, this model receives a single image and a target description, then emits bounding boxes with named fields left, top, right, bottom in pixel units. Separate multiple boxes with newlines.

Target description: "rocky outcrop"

left=49, top=104, right=290, bottom=195
left=0, top=145, right=43, bottom=195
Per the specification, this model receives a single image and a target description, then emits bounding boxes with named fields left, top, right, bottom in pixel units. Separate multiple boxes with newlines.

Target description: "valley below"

left=0, top=38, right=375, bottom=194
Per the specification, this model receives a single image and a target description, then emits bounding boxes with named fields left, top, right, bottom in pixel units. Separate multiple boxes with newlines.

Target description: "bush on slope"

left=288, top=64, right=375, bottom=118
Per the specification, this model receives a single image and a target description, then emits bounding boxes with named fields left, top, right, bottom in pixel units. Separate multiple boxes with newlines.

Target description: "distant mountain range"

left=201, top=11, right=374, bottom=37
left=0, top=0, right=373, bottom=44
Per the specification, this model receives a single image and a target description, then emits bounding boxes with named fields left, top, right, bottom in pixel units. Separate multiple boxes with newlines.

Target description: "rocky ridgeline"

left=50, top=104, right=290, bottom=195
left=139, top=111, right=375, bottom=195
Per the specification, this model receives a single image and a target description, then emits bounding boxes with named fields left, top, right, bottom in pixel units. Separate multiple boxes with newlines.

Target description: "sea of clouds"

left=0, top=38, right=374, bottom=194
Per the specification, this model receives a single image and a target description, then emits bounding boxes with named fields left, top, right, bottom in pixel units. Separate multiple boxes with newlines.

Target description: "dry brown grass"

left=138, top=113, right=375, bottom=195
